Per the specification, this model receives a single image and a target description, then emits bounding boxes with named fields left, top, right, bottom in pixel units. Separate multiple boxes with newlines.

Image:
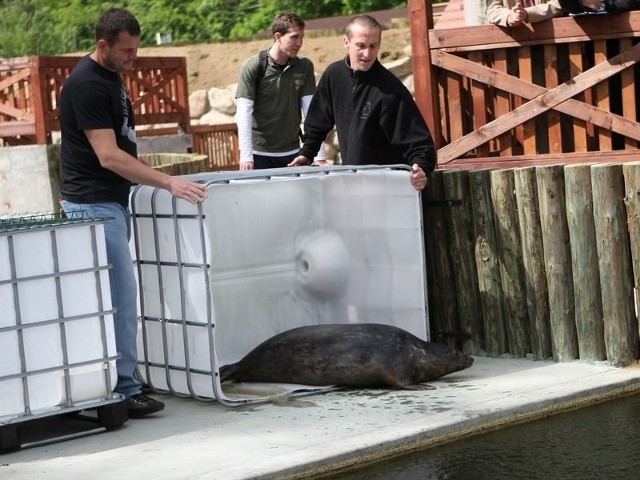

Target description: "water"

left=332, top=392, right=640, bottom=479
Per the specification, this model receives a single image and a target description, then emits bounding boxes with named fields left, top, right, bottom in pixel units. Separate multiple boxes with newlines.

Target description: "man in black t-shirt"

left=59, top=8, right=207, bottom=418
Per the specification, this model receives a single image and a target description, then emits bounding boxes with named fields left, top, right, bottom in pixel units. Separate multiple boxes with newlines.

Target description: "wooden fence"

left=0, top=55, right=240, bottom=169
left=136, top=123, right=240, bottom=171
left=404, top=1, right=640, bottom=364
left=409, top=1, right=640, bottom=170
left=423, top=162, right=640, bottom=365
left=190, top=123, right=239, bottom=171
left=0, top=55, right=191, bottom=145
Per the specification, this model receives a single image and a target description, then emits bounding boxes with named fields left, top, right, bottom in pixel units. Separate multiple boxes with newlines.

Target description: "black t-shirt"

left=59, top=54, right=137, bottom=207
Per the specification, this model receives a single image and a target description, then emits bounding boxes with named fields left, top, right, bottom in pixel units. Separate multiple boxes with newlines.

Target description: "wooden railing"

left=190, top=123, right=239, bottom=171
left=136, top=123, right=240, bottom=170
left=409, top=1, right=640, bottom=169
left=0, top=55, right=190, bottom=145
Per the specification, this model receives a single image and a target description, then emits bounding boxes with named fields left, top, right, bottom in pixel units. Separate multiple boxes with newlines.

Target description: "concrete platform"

left=3, top=356, right=640, bottom=480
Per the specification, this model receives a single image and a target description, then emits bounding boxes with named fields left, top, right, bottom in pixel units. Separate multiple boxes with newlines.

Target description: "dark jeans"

left=253, top=153, right=297, bottom=169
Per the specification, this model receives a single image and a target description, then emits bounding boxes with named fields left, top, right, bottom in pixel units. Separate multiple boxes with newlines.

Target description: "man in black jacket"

left=288, top=15, right=435, bottom=191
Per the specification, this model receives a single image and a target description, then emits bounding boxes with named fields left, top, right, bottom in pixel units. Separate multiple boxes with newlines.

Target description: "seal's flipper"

left=408, top=383, right=437, bottom=391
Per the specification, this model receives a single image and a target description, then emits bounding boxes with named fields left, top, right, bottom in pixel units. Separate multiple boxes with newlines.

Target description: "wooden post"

left=622, top=162, right=640, bottom=326
left=408, top=0, right=441, bottom=150
left=31, top=56, right=49, bottom=144
left=443, top=169, right=484, bottom=354
left=490, top=169, right=530, bottom=357
left=536, top=165, right=578, bottom=361
left=470, top=169, right=507, bottom=356
left=564, top=164, right=606, bottom=361
left=422, top=171, right=460, bottom=348
left=591, top=163, right=639, bottom=365
left=514, top=167, right=552, bottom=359
left=176, top=57, right=191, bottom=133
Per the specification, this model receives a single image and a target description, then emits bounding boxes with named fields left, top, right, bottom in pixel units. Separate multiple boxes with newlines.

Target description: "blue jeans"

left=60, top=200, right=141, bottom=397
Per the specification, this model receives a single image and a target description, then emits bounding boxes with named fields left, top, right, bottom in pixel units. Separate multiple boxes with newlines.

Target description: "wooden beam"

left=409, top=0, right=441, bottom=148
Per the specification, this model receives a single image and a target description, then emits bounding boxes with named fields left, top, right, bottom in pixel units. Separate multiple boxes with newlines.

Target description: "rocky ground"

left=139, top=25, right=413, bottom=93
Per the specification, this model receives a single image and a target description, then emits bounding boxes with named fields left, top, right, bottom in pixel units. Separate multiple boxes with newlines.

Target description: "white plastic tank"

left=130, top=165, right=429, bottom=404
left=0, top=215, right=118, bottom=422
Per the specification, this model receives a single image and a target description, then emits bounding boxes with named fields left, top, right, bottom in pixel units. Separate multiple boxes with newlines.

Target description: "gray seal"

left=219, top=323, right=474, bottom=390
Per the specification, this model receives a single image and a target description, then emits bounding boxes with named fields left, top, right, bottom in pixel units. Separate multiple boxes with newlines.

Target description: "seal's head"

left=411, top=341, right=474, bottom=383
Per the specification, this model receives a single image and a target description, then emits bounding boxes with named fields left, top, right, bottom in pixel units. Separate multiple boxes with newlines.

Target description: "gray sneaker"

left=125, top=393, right=165, bottom=418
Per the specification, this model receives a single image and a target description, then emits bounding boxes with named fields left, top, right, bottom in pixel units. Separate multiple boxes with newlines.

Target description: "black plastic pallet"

left=0, top=400, right=128, bottom=452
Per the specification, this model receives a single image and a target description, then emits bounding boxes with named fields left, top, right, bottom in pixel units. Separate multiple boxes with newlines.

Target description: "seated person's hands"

left=508, top=2, right=529, bottom=26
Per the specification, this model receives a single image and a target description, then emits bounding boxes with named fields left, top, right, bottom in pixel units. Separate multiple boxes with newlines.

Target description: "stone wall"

left=0, top=145, right=61, bottom=217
